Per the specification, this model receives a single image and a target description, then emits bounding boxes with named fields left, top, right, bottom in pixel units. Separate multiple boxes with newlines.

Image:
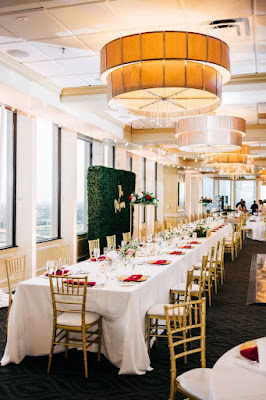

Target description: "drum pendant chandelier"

left=261, top=170, right=266, bottom=186
left=100, top=31, right=231, bottom=118
left=175, top=115, right=246, bottom=153
left=203, top=145, right=254, bottom=179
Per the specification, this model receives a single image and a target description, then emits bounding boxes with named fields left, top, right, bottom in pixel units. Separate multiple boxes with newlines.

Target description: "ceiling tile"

left=256, top=15, right=266, bottom=40
left=56, top=56, right=100, bottom=74
left=28, top=37, right=94, bottom=60
left=230, top=60, right=256, bottom=74
left=255, top=0, right=266, bottom=15
left=0, top=25, right=21, bottom=44
left=49, top=2, right=121, bottom=35
left=49, top=74, right=86, bottom=88
left=229, top=40, right=255, bottom=62
left=76, top=73, right=103, bottom=86
left=0, top=10, right=71, bottom=40
left=256, top=41, right=266, bottom=60
left=257, top=59, right=266, bottom=73
left=24, top=60, right=70, bottom=76
left=0, top=41, right=49, bottom=62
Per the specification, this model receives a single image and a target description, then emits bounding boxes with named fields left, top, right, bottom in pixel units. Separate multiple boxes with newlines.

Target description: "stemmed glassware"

left=46, top=260, right=54, bottom=275
left=93, top=248, right=100, bottom=261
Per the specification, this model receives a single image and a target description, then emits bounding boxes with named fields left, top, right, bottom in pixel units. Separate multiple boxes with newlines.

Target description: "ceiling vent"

left=207, top=18, right=250, bottom=40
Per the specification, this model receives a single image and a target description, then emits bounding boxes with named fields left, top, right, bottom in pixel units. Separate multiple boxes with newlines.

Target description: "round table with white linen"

left=209, top=340, right=266, bottom=400
left=245, top=218, right=265, bottom=241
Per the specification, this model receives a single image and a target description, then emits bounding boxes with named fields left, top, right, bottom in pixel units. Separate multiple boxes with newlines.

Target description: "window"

left=104, top=144, right=115, bottom=168
left=154, top=162, right=158, bottom=220
left=219, top=180, right=231, bottom=207
left=235, top=180, right=255, bottom=211
left=0, top=107, right=16, bottom=249
left=202, top=178, right=214, bottom=200
left=77, top=136, right=92, bottom=234
left=36, top=118, right=60, bottom=242
left=260, top=183, right=266, bottom=201
left=126, top=154, right=132, bottom=171
left=142, top=157, right=146, bottom=223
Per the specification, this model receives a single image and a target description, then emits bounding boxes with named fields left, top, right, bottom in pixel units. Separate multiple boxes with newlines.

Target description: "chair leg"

left=82, top=326, right=88, bottom=378
left=47, top=324, right=56, bottom=374
left=65, top=331, right=68, bottom=358
left=147, top=317, right=151, bottom=355
left=208, top=286, right=212, bottom=307
left=97, top=319, right=102, bottom=361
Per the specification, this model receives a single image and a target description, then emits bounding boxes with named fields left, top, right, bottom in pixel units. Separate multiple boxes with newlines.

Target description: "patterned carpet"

left=0, top=239, right=266, bottom=400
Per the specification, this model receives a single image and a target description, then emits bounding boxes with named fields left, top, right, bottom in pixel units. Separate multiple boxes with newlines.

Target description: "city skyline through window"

left=36, top=118, right=60, bottom=242
left=0, top=107, right=15, bottom=248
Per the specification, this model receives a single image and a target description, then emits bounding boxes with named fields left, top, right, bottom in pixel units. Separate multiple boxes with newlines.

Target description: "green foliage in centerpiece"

left=192, top=224, right=209, bottom=238
left=199, top=196, right=213, bottom=205
left=129, top=189, right=158, bottom=206
left=87, top=166, right=136, bottom=254
left=119, top=239, right=139, bottom=258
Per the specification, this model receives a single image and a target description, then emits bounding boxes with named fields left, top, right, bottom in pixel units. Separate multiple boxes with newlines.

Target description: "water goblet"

left=46, top=261, right=53, bottom=275
left=93, top=248, right=100, bottom=261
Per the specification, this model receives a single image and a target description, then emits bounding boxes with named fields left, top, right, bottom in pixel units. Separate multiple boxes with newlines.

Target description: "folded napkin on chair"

left=124, top=274, right=142, bottom=282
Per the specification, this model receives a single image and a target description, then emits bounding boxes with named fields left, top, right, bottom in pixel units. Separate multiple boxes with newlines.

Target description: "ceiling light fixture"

left=175, top=115, right=245, bottom=153
left=203, top=145, right=254, bottom=179
left=100, top=31, right=230, bottom=123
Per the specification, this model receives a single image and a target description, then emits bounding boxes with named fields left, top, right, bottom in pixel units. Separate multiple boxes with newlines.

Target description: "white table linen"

left=1, top=225, right=231, bottom=375
left=246, top=218, right=265, bottom=241
left=209, top=339, right=266, bottom=400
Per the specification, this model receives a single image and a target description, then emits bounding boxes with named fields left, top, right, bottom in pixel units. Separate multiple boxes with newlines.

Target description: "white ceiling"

left=0, top=0, right=264, bottom=87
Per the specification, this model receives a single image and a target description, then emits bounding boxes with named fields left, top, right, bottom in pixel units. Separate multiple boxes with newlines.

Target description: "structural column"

left=61, top=128, right=77, bottom=264
left=16, top=113, right=37, bottom=279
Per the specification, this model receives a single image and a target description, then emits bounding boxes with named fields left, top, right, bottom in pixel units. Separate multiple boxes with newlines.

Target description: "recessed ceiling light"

left=125, top=142, right=128, bottom=146
left=7, top=49, right=30, bottom=58
left=114, top=139, right=117, bottom=143
left=139, top=145, right=142, bottom=149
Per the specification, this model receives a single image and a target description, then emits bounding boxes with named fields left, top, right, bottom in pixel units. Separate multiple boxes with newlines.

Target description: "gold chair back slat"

left=88, top=239, right=100, bottom=258
left=122, top=232, right=131, bottom=242
left=106, top=235, right=116, bottom=249
left=164, top=298, right=207, bottom=400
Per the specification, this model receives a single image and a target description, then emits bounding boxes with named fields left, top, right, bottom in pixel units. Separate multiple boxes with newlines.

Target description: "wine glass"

left=93, top=248, right=100, bottom=261
left=103, top=247, right=108, bottom=257
left=46, top=261, right=54, bottom=275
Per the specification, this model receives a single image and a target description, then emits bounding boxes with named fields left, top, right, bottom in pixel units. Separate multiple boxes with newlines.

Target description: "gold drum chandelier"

left=203, top=145, right=254, bottom=179
left=175, top=115, right=245, bottom=153
left=261, top=170, right=266, bottom=185
left=100, top=31, right=230, bottom=118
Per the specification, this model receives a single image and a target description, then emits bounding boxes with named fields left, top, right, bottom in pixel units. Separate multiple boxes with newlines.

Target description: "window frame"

left=36, top=123, right=61, bottom=244
left=77, top=134, right=93, bottom=236
left=0, top=107, right=17, bottom=250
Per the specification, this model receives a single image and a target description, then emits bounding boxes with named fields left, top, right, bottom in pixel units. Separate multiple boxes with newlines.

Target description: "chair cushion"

left=171, top=283, right=200, bottom=293
left=193, top=270, right=209, bottom=277
left=147, top=304, right=184, bottom=317
left=177, top=368, right=211, bottom=400
left=57, top=311, right=100, bottom=327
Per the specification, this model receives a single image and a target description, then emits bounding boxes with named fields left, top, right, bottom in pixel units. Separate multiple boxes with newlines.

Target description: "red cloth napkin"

left=183, top=245, right=192, bottom=249
left=189, top=241, right=198, bottom=244
left=152, top=260, right=168, bottom=264
left=66, top=279, right=96, bottom=287
left=90, top=256, right=105, bottom=262
left=124, top=274, right=142, bottom=282
left=240, top=346, right=259, bottom=361
left=45, top=269, right=69, bottom=276
left=169, top=251, right=183, bottom=255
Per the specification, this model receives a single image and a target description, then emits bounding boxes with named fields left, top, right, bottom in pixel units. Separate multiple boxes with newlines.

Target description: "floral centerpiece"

left=129, top=189, right=158, bottom=206
left=158, top=231, right=174, bottom=240
left=119, top=240, right=139, bottom=258
left=199, top=196, right=213, bottom=205
left=192, top=224, right=209, bottom=238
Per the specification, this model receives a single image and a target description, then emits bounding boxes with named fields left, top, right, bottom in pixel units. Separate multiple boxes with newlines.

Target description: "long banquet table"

left=245, top=218, right=265, bottom=241
left=1, top=224, right=232, bottom=375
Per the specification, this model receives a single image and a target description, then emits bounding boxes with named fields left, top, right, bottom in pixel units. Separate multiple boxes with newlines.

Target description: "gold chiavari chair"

left=147, top=268, right=194, bottom=355
left=193, top=248, right=215, bottom=307
left=264, top=221, right=266, bottom=242
left=140, top=228, right=146, bottom=242
left=164, top=298, right=209, bottom=400
left=217, top=238, right=226, bottom=284
left=122, top=232, right=131, bottom=242
left=88, top=239, right=100, bottom=258
left=166, top=222, right=172, bottom=231
left=58, top=244, right=70, bottom=265
left=47, top=275, right=102, bottom=378
left=212, top=240, right=221, bottom=294
left=5, top=256, right=26, bottom=337
left=224, top=226, right=236, bottom=261
left=206, top=230, right=211, bottom=238
left=106, top=234, right=116, bottom=249
left=171, top=255, right=208, bottom=304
